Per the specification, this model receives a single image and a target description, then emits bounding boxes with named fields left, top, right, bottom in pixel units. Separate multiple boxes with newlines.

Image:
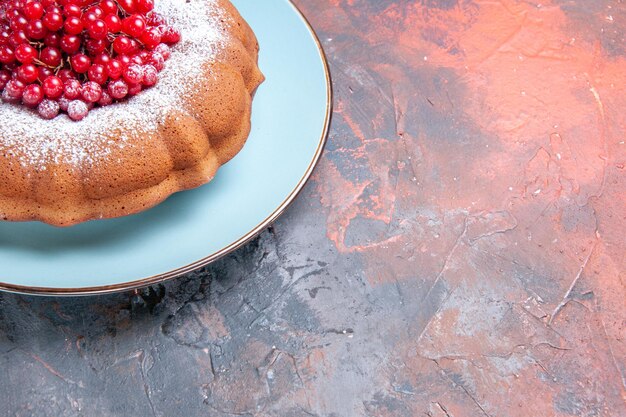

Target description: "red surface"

left=303, top=0, right=625, bottom=415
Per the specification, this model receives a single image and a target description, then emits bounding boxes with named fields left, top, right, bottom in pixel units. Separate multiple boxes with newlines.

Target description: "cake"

left=0, top=0, right=264, bottom=226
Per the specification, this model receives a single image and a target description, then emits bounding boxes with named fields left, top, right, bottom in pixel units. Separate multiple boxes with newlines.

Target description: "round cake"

left=0, top=0, right=263, bottom=226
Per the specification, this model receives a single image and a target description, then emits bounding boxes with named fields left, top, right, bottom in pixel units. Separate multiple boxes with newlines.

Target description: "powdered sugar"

left=0, top=0, right=228, bottom=168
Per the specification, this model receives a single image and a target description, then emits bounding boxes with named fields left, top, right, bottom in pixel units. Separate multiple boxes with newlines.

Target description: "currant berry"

left=87, top=19, right=107, bottom=40
left=113, top=35, right=132, bottom=55
left=15, top=43, right=37, bottom=64
left=93, top=52, right=110, bottom=65
left=63, top=5, right=82, bottom=18
left=140, top=27, right=160, bottom=49
left=154, top=43, right=170, bottom=60
left=146, top=12, right=165, bottom=27
left=16, top=64, right=39, bottom=83
left=127, top=82, right=142, bottom=96
left=63, top=16, right=83, bottom=35
left=42, top=12, right=64, bottom=31
left=39, top=46, right=61, bottom=66
left=122, top=63, right=142, bottom=84
left=81, top=81, right=102, bottom=102
left=63, top=78, right=82, bottom=99
left=97, top=90, right=112, bottom=106
left=99, top=0, right=117, bottom=15
left=26, top=19, right=48, bottom=40
left=58, top=68, right=77, bottom=81
left=85, top=6, right=104, bottom=19
left=87, top=63, right=107, bottom=84
left=38, top=66, right=54, bottom=82
left=136, top=0, right=154, bottom=14
left=42, top=75, right=63, bottom=98
left=60, top=34, right=81, bottom=54
left=24, top=2, right=45, bottom=20
left=70, top=53, right=90, bottom=73
left=8, top=31, right=28, bottom=48
left=142, top=64, right=157, bottom=86
left=103, top=13, right=121, bottom=33
left=10, top=16, right=29, bottom=32
left=122, top=14, right=145, bottom=38
left=58, top=95, right=70, bottom=111
left=106, top=58, right=123, bottom=79
left=0, top=45, right=16, bottom=64
left=118, top=0, right=136, bottom=14
left=44, top=32, right=61, bottom=48
left=67, top=99, right=88, bottom=121
left=4, top=79, right=26, bottom=99
left=85, top=38, right=108, bottom=54
left=38, top=98, right=60, bottom=119
left=107, top=79, right=128, bottom=99
left=22, top=83, right=44, bottom=106
left=148, top=51, right=164, bottom=70
left=161, top=26, right=181, bottom=44
left=0, top=70, right=11, bottom=90
left=2, top=88, right=19, bottom=102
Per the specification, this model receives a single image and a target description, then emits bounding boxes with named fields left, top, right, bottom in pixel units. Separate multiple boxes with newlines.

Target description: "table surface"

left=1, top=0, right=625, bottom=416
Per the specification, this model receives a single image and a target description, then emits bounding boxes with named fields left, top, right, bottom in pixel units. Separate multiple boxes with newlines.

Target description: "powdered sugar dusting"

left=0, top=0, right=228, bottom=168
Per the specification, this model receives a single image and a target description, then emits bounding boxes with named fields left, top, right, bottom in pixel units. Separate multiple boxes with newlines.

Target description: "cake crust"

left=0, top=0, right=264, bottom=226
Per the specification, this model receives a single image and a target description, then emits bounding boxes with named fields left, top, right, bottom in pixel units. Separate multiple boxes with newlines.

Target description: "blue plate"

left=0, top=0, right=331, bottom=295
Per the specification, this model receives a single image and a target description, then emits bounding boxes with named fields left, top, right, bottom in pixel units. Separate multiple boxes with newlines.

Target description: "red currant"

left=58, top=68, right=77, bottom=81
left=63, top=78, right=81, bottom=99
left=63, top=4, right=82, bottom=18
left=1, top=0, right=182, bottom=120
left=161, top=26, right=180, bottom=44
left=87, top=19, right=107, bottom=40
left=87, top=63, right=107, bottom=84
left=4, top=79, right=26, bottom=99
left=44, top=32, right=61, bottom=48
left=26, top=19, right=48, bottom=40
left=0, top=45, right=16, bottom=64
left=142, top=64, right=157, bottom=86
left=118, top=0, right=136, bottom=14
left=81, top=80, right=101, bottom=102
left=16, top=64, right=39, bottom=83
left=122, top=63, right=142, bottom=84
left=106, top=58, right=123, bottom=79
left=43, top=12, right=64, bottom=31
left=15, top=43, right=37, bottom=64
left=22, top=83, right=44, bottom=106
left=99, top=0, right=117, bottom=15
left=107, top=78, right=128, bottom=99
left=60, top=34, right=81, bottom=54
left=97, top=89, right=112, bottom=106
left=122, top=14, right=145, bottom=38
left=42, top=75, right=63, bottom=98
left=63, top=16, right=83, bottom=35
left=0, top=69, right=11, bottom=90
left=136, top=0, right=154, bottom=14
left=70, top=53, right=90, bottom=73
left=113, top=35, right=132, bottom=55
left=39, top=46, right=61, bottom=66
left=103, top=13, right=121, bottom=33
left=38, top=98, right=60, bottom=119
left=67, top=99, right=88, bottom=120
left=24, top=2, right=45, bottom=20
left=38, top=66, right=53, bottom=82
left=140, top=27, right=160, bottom=49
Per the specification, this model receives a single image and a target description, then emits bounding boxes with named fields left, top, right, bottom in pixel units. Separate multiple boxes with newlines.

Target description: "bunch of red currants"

left=0, top=0, right=180, bottom=120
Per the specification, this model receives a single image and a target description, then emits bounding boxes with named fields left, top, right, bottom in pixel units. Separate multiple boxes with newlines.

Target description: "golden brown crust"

left=0, top=0, right=264, bottom=227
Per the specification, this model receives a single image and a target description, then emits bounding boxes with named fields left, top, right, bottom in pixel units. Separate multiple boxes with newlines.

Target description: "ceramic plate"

left=0, top=0, right=331, bottom=295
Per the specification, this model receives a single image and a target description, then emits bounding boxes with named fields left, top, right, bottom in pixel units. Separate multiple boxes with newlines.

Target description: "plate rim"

left=0, top=0, right=332, bottom=297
